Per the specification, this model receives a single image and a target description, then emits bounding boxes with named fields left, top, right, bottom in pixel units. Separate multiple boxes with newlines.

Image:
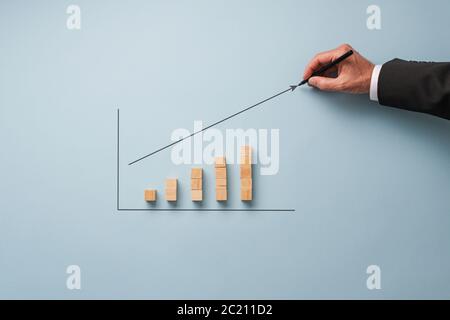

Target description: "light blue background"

left=1, top=0, right=450, bottom=299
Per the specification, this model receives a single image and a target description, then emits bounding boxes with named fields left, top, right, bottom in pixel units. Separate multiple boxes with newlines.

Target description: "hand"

left=303, top=44, right=375, bottom=94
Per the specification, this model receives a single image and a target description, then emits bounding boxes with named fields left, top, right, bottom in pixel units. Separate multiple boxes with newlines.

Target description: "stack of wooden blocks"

left=191, top=168, right=203, bottom=201
left=165, top=178, right=177, bottom=201
left=240, top=146, right=252, bottom=201
left=215, top=156, right=227, bottom=201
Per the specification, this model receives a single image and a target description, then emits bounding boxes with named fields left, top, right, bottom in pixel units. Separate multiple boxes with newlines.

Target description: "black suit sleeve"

left=378, top=59, right=450, bottom=120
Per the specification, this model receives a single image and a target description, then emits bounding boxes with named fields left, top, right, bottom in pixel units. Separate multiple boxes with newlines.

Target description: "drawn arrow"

left=128, top=85, right=299, bottom=166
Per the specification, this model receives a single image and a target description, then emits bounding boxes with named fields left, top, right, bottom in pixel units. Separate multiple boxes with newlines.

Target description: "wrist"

left=363, top=64, right=375, bottom=93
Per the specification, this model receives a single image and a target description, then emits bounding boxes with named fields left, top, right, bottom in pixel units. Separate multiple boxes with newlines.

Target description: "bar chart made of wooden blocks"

left=144, top=145, right=253, bottom=204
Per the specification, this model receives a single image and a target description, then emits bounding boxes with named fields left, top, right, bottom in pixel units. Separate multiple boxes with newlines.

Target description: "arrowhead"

left=290, top=85, right=298, bottom=92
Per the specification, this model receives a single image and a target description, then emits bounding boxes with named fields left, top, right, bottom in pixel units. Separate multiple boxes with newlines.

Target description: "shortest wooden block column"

left=215, top=156, right=227, bottom=201
left=144, top=189, right=157, bottom=202
left=191, top=168, right=203, bottom=201
left=240, top=146, right=253, bottom=201
left=165, top=178, right=177, bottom=201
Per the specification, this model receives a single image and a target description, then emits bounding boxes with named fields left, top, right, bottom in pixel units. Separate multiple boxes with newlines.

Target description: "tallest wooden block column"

left=240, top=146, right=252, bottom=201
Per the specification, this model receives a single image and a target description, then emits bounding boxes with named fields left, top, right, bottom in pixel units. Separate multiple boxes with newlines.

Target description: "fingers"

left=308, top=76, right=341, bottom=92
left=303, top=44, right=353, bottom=80
left=303, top=50, right=336, bottom=80
left=322, top=65, right=338, bottom=78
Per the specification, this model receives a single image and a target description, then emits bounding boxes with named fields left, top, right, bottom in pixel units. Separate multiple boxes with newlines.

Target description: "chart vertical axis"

left=117, top=109, right=120, bottom=211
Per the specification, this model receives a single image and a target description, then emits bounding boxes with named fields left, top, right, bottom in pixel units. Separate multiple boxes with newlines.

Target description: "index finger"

left=303, top=48, right=343, bottom=80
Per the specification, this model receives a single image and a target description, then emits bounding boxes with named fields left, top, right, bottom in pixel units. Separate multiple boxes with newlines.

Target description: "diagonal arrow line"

left=128, top=85, right=297, bottom=166
left=127, top=50, right=354, bottom=166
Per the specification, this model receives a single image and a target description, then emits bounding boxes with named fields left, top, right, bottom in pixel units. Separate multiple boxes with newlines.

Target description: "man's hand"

left=303, top=44, right=375, bottom=94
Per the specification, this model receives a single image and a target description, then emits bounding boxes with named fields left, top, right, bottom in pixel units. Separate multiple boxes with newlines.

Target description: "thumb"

left=308, top=76, right=340, bottom=92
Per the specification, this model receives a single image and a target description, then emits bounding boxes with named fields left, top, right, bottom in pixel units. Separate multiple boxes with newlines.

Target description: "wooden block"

left=191, top=190, right=203, bottom=201
left=240, top=156, right=251, bottom=165
left=240, top=154, right=252, bottom=164
left=191, top=178, right=202, bottom=190
left=216, top=188, right=227, bottom=201
left=240, top=146, right=252, bottom=164
left=240, top=146, right=252, bottom=155
left=215, top=156, right=226, bottom=168
left=241, top=188, right=252, bottom=201
left=215, top=167, right=227, bottom=179
left=165, top=188, right=177, bottom=201
left=240, top=164, right=252, bottom=178
left=165, top=178, right=177, bottom=189
left=144, top=189, right=157, bottom=202
left=240, top=178, right=252, bottom=189
left=191, top=168, right=202, bottom=179
left=216, top=178, right=227, bottom=187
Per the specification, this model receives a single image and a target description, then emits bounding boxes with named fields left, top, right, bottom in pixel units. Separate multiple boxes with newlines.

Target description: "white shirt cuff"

left=369, top=64, right=382, bottom=102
